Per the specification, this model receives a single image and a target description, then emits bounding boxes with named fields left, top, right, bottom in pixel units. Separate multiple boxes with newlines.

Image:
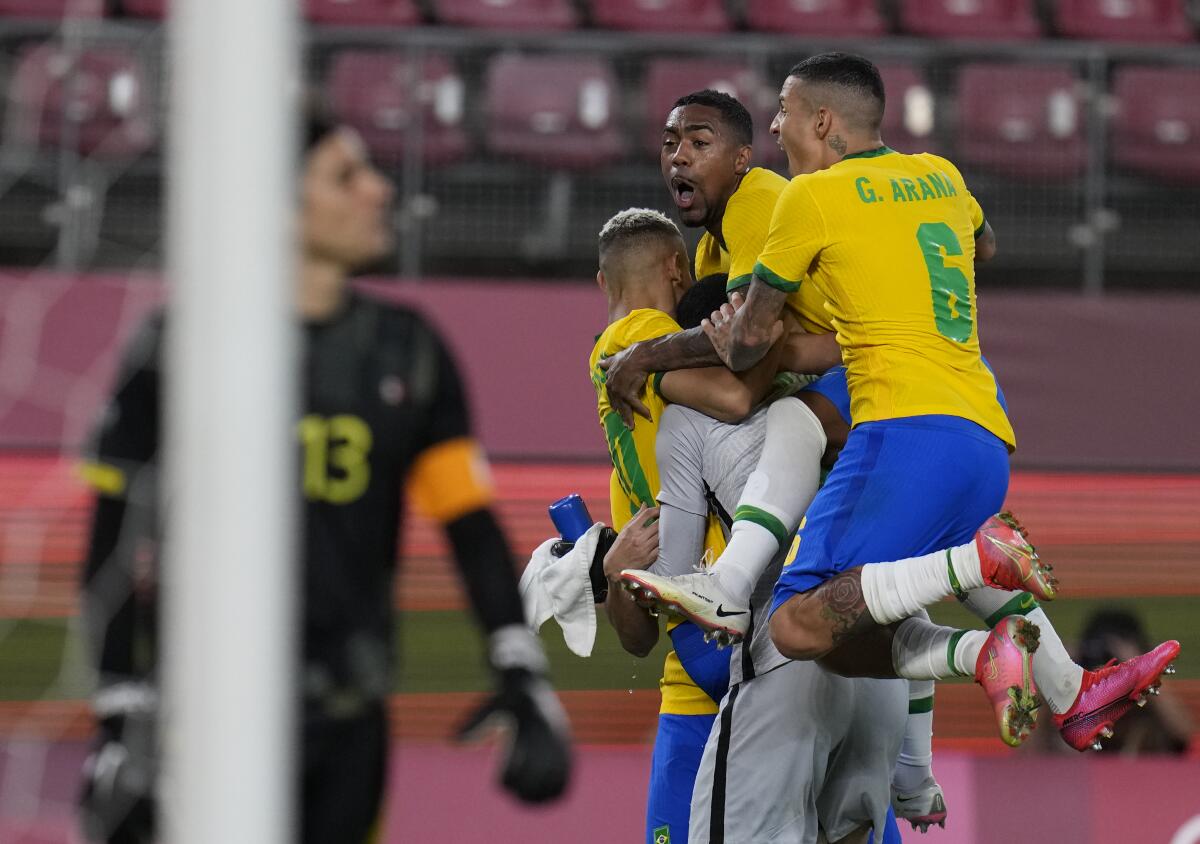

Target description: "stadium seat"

left=1055, top=0, right=1192, bottom=42
left=8, top=44, right=155, bottom=159
left=878, top=63, right=937, bottom=155
left=899, top=0, right=1040, bottom=39
left=432, top=0, right=576, bottom=30
left=306, top=0, right=422, bottom=25
left=119, top=0, right=165, bottom=15
left=485, top=54, right=623, bottom=168
left=744, top=0, right=884, bottom=36
left=327, top=51, right=468, bottom=166
left=0, top=0, right=103, bottom=17
left=956, top=64, right=1085, bottom=180
left=591, top=0, right=729, bottom=32
left=642, top=58, right=782, bottom=166
left=1112, top=66, right=1200, bottom=184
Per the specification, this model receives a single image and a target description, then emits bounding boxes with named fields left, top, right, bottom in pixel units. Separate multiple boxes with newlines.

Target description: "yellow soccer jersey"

left=694, top=167, right=835, bottom=336
left=754, top=147, right=1014, bottom=447
left=591, top=309, right=727, bottom=716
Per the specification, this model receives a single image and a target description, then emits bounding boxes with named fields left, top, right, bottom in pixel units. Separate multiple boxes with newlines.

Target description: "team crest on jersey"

left=653, top=825, right=670, bottom=844
left=379, top=375, right=406, bottom=405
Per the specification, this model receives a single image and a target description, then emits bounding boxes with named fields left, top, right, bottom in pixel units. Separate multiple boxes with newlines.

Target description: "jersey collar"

left=840, top=145, right=894, bottom=162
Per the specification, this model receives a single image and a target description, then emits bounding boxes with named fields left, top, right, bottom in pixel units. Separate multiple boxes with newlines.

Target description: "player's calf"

left=769, top=570, right=876, bottom=662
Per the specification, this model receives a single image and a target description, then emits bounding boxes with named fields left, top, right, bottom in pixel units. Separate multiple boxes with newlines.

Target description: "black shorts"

left=301, top=702, right=388, bottom=844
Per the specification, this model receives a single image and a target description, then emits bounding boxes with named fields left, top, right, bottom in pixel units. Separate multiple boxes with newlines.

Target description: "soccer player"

left=607, top=276, right=906, bottom=844
left=609, top=69, right=1178, bottom=761
left=77, top=117, right=571, bottom=844
left=591, top=212, right=782, bottom=844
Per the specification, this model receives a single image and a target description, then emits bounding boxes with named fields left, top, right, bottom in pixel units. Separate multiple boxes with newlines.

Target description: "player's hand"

left=79, top=683, right=158, bottom=844
left=603, top=505, right=660, bottom=581
left=598, top=345, right=652, bottom=429
left=458, top=627, right=572, bottom=804
left=703, top=291, right=784, bottom=371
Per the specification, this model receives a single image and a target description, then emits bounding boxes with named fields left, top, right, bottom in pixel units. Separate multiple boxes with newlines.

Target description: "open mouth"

left=671, top=176, right=697, bottom=210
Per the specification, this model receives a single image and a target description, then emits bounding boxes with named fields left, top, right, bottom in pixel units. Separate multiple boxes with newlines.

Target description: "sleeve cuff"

left=974, top=218, right=987, bottom=239
left=650, top=371, right=666, bottom=396
left=726, top=273, right=752, bottom=292
left=753, top=262, right=802, bottom=294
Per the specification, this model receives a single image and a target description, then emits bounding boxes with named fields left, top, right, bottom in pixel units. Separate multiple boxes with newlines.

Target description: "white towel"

left=518, top=522, right=604, bottom=658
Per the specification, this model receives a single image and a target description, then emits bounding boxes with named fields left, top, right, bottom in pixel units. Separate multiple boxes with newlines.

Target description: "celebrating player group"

left=580, top=52, right=1181, bottom=844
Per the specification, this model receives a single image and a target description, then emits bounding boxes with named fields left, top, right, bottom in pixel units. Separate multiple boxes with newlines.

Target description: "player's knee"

left=769, top=598, right=827, bottom=661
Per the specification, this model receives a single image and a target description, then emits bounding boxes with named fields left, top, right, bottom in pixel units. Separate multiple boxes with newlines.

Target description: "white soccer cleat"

left=891, top=775, right=948, bottom=833
left=618, top=569, right=750, bottom=645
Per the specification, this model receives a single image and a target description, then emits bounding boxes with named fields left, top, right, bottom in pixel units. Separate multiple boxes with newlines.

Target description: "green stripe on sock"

left=908, top=695, right=935, bottom=714
left=983, top=592, right=1040, bottom=628
left=946, top=629, right=968, bottom=676
left=732, top=505, right=791, bottom=549
left=945, top=549, right=966, bottom=599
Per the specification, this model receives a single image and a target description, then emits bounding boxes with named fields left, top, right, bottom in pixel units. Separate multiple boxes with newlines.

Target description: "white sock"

left=713, top=397, right=825, bottom=603
left=956, top=589, right=1084, bottom=714
left=891, top=613, right=982, bottom=680
left=893, top=679, right=935, bottom=793
left=860, top=542, right=983, bottom=625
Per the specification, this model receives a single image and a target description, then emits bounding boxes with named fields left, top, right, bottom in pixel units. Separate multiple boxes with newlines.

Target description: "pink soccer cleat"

left=975, top=615, right=1043, bottom=747
left=975, top=512, right=1059, bottom=602
left=1053, top=639, right=1182, bottom=752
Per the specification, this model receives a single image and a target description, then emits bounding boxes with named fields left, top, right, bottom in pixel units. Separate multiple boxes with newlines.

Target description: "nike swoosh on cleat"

left=715, top=605, right=746, bottom=617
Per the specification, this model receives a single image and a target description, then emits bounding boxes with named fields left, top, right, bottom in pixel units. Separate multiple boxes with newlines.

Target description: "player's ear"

left=814, top=107, right=832, bottom=140
left=734, top=144, right=752, bottom=176
left=596, top=269, right=608, bottom=294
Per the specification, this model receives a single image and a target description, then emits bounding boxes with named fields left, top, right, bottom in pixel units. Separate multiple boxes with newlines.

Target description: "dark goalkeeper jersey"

left=82, top=292, right=496, bottom=711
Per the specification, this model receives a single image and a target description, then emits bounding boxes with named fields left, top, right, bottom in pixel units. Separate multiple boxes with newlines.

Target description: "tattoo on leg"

left=817, top=570, right=874, bottom=646
left=827, top=134, right=848, bottom=155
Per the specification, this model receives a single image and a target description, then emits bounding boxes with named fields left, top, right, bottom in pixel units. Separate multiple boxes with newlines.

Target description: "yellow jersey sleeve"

left=754, top=178, right=826, bottom=294
left=723, top=168, right=788, bottom=291
left=694, top=231, right=729, bottom=281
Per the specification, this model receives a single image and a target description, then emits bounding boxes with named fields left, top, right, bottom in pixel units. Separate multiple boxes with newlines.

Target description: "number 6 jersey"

left=753, top=147, right=1015, bottom=449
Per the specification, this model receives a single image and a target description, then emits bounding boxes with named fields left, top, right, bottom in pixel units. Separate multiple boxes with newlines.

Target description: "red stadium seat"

left=8, top=44, right=155, bottom=159
left=642, top=58, right=782, bottom=166
left=306, top=0, right=422, bottom=25
left=956, top=64, right=1085, bottom=180
left=327, top=51, right=468, bottom=166
left=1112, top=66, right=1200, bottom=184
left=744, top=0, right=884, bottom=36
left=1055, top=0, right=1191, bottom=42
left=432, top=0, right=576, bottom=30
left=899, top=0, right=1040, bottom=39
left=878, top=63, right=937, bottom=155
left=120, top=0, right=165, bottom=16
left=591, top=0, right=729, bottom=32
left=485, top=55, right=623, bottom=168
left=0, top=0, right=103, bottom=17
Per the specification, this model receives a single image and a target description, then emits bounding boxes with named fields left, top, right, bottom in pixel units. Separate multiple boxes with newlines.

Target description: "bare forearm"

left=728, top=278, right=788, bottom=372
left=604, top=587, right=659, bottom=657
left=780, top=331, right=842, bottom=375
left=629, top=326, right=721, bottom=374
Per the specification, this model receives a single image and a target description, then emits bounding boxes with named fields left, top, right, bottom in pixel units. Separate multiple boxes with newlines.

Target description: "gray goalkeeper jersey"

left=653, top=403, right=790, bottom=685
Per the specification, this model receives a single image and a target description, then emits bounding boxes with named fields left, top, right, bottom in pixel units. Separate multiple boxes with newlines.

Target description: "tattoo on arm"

left=635, top=325, right=721, bottom=372
left=728, top=278, right=788, bottom=371
left=816, top=570, right=875, bottom=646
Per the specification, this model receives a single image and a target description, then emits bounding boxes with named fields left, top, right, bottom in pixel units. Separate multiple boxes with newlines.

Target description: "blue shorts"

left=669, top=622, right=730, bottom=704
left=771, top=414, right=1010, bottom=613
left=800, top=366, right=851, bottom=426
left=647, top=713, right=716, bottom=844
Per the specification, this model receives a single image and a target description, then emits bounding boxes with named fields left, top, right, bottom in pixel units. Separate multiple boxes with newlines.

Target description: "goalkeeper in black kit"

left=77, top=116, right=572, bottom=844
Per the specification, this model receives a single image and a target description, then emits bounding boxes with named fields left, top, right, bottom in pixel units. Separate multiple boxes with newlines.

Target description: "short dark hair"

left=671, top=90, right=753, bottom=147
left=676, top=274, right=730, bottom=330
left=787, top=53, right=885, bottom=132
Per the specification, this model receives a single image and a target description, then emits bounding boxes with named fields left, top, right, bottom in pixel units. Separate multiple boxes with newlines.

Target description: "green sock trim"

left=983, top=592, right=1040, bottom=628
left=946, top=629, right=968, bottom=676
left=945, top=549, right=966, bottom=599
left=908, top=695, right=935, bottom=714
left=732, top=505, right=791, bottom=550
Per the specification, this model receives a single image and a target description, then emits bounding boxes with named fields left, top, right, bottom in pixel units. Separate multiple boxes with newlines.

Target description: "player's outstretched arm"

left=601, top=505, right=662, bottom=657
left=976, top=221, right=997, bottom=263
left=658, top=334, right=783, bottom=424
left=707, top=283, right=787, bottom=372
left=598, top=326, right=721, bottom=429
